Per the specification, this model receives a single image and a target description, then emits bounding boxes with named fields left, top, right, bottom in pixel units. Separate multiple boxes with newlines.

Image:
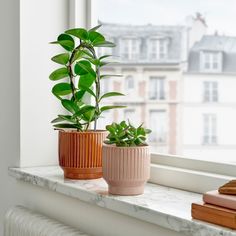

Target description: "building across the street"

left=182, top=35, right=236, bottom=163
left=97, top=15, right=206, bottom=154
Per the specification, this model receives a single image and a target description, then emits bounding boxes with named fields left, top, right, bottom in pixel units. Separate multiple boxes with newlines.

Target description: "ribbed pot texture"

left=102, top=144, right=150, bottom=195
left=59, top=130, right=107, bottom=179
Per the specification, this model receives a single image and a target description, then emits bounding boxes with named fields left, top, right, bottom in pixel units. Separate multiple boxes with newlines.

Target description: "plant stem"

left=69, top=44, right=101, bottom=132
left=85, top=47, right=101, bottom=131
left=68, top=45, right=83, bottom=130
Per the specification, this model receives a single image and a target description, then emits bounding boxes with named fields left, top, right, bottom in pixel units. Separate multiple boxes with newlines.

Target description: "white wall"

left=20, top=0, right=69, bottom=167
left=0, top=0, right=20, bottom=234
left=0, top=0, right=69, bottom=234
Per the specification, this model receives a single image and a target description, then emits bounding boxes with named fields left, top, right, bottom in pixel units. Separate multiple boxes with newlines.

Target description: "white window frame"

left=203, top=81, right=218, bottom=102
left=76, top=0, right=236, bottom=194
left=125, top=75, right=135, bottom=92
left=149, top=110, right=167, bottom=144
left=149, top=76, right=165, bottom=100
left=202, top=113, right=217, bottom=145
left=120, top=37, right=139, bottom=60
left=149, top=37, right=168, bottom=60
left=200, top=51, right=222, bottom=73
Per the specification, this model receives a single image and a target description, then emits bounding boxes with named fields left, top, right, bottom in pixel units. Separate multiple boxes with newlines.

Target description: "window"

left=149, top=38, right=168, bottom=60
left=124, top=109, right=135, bottom=122
left=149, top=77, right=165, bottom=100
left=121, top=38, right=139, bottom=60
left=201, top=51, right=222, bottom=72
left=149, top=110, right=167, bottom=143
left=203, top=114, right=217, bottom=145
left=96, top=0, right=236, bottom=166
left=125, top=76, right=134, bottom=91
left=203, top=81, right=218, bottom=102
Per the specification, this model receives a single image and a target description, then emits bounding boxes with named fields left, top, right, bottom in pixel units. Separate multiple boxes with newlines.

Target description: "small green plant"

left=104, top=121, right=152, bottom=147
left=49, top=25, right=125, bottom=131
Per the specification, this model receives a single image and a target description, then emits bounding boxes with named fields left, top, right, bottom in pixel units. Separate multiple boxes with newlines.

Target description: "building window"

left=201, top=51, right=222, bottom=72
left=121, top=38, right=139, bottom=60
left=203, top=114, right=217, bottom=145
left=149, top=77, right=165, bottom=100
left=124, top=109, right=135, bottom=122
left=203, top=81, right=218, bottom=102
left=149, top=110, right=167, bottom=143
left=149, top=38, right=168, bottom=60
left=125, top=76, right=134, bottom=91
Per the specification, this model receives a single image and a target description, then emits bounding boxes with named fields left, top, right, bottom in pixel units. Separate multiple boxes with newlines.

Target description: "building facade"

left=97, top=16, right=206, bottom=154
left=182, top=35, right=236, bottom=163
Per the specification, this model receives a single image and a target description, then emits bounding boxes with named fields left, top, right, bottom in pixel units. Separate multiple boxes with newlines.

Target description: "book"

left=192, top=202, right=236, bottom=229
left=203, top=190, right=236, bottom=210
left=219, top=180, right=236, bottom=195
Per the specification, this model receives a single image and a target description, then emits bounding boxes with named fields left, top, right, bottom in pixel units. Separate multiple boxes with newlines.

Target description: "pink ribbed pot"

left=102, top=144, right=150, bottom=195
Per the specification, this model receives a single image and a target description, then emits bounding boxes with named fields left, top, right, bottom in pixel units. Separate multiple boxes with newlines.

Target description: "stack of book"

left=192, top=180, right=236, bottom=229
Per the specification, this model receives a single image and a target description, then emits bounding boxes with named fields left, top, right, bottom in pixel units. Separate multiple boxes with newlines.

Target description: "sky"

left=97, top=0, right=236, bottom=36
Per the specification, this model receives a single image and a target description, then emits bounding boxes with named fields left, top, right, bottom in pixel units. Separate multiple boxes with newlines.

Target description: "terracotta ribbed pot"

left=102, top=144, right=150, bottom=195
left=59, top=130, right=107, bottom=179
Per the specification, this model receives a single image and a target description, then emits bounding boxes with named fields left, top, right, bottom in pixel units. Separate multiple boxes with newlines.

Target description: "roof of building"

left=98, top=22, right=186, bottom=63
left=188, top=35, right=236, bottom=73
left=191, top=35, right=236, bottom=52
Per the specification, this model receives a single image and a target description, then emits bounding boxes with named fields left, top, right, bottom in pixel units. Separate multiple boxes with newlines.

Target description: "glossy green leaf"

left=84, top=57, right=100, bottom=66
left=49, top=68, right=69, bottom=81
left=51, top=117, right=64, bottom=123
left=99, top=55, right=112, bottom=60
left=75, top=90, right=86, bottom=101
left=75, top=105, right=96, bottom=116
left=51, top=34, right=75, bottom=51
left=65, top=28, right=88, bottom=40
left=51, top=115, right=73, bottom=123
left=81, top=49, right=94, bottom=58
left=145, top=129, right=152, bottom=134
left=101, top=105, right=126, bottom=112
left=58, top=115, right=74, bottom=123
left=50, top=40, right=74, bottom=52
left=100, top=74, right=123, bottom=79
left=89, top=31, right=105, bottom=44
left=89, top=24, right=102, bottom=32
left=51, top=53, right=69, bottom=65
left=100, top=92, right=125, bottom=101
left=100, top=61, right=118, bottom=67
left=79, top=85, right=96, bottom=98
left=53, top=123, right=81, bottom=129
left=93, top=41, right=116, bottom=47
left=79, top=73, right=96, bottom=88
left=52, top=83, right=72, bottom=96
left=74, top=60, right=95, bottom=76
left=61, top=99, right=78, bottom=114
left=82, top=109, right=96, bottom=122
left=71, top=50, right=84, bottom=63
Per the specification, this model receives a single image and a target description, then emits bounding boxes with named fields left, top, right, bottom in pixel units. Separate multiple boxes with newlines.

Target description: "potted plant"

left=49, top=25, right=125, bottom=179
left=102, top=121, right=151, bottom=195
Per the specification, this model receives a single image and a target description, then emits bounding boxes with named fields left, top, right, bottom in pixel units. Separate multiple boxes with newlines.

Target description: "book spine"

left=192, top=203, right=236, bottom=230
left=203, top=194, right=236, bottom=211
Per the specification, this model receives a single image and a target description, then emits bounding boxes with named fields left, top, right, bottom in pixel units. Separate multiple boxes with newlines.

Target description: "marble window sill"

left=9, top=166, right=236, bottom=236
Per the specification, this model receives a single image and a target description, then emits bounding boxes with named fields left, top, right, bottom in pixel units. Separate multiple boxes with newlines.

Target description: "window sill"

left=9, top=166, right=236, bottom=236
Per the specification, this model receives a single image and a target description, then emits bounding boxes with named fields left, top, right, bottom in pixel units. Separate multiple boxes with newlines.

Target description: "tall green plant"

left=49, top=25, right=125, bottom=131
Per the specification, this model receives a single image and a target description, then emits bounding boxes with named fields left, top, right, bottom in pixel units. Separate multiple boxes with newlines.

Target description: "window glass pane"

left=149, top=110, right=167, bottom=144
left=96, top=0, right=236, bottom=164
